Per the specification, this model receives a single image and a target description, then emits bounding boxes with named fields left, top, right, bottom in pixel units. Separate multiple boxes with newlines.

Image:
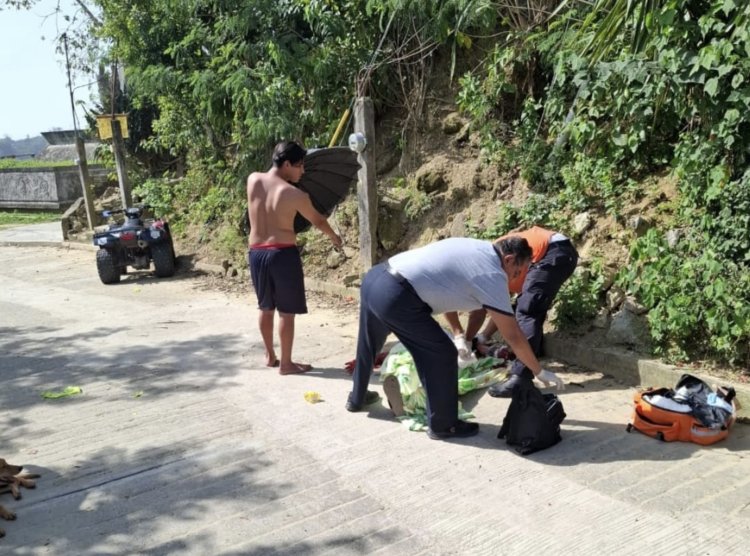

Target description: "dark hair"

left=495, top=236, right=532, bottom=266
left=272, top=141, right=306, bottom=167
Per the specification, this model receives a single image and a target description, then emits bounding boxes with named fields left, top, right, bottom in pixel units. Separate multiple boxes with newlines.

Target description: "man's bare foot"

left=279, top=362, right=313, bottom=375
left=266, top=354, right=279, bottom=367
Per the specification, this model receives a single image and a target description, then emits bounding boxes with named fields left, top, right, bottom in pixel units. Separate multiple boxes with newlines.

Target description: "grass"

left=0, top=210, right=61, bottom=228
left=0, top=159, right=77, bottom=170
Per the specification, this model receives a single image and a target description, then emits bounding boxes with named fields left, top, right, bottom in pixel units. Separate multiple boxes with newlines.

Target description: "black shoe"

left=382, top=375, right=405, bottom=417
left=488, top=374, right=528, bottom=398
left=345, top=390, right=380, bottom=412
left=427, top=420, right=479, bottom=440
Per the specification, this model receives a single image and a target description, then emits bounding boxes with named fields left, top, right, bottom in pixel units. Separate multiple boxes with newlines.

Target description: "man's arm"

left=296, top=192, right=342, bottom=248
left=246, top=173, right=258, bottom=207
left=487, top=309, right=542, bottom=375
left=443, top=312, right=464, bottom=337
left=489, top=311, right=564, bottom=389
left=444, top=309, right=487, bottom=339
left=478, top=318, right=498, bottom=343
left=465, top=309, right=488, bottom=341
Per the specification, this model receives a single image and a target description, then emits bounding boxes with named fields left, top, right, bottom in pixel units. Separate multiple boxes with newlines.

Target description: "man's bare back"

left=246, top=168, right=341, bottom=248
left=247, top=170, right=304, bottom=246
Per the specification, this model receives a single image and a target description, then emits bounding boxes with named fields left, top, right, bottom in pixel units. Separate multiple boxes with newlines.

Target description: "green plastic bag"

left=41, top=386, right=83, bottom=400
left=380, top=342, right=506, bottom=430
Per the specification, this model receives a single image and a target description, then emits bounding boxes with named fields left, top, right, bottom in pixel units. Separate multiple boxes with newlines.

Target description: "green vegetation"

left=0, top=159, right=76, bottom=170
left=456, top=0, right=750, bottom=367
left=553, top=261, right=606, bottom=329
left=0, top=210, right=61, bottom=227
left=10, top=0, right=748, bottom=367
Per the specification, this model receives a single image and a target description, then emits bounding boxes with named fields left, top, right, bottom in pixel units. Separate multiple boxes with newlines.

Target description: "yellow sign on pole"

left=96, top=114, right=129, bottom=140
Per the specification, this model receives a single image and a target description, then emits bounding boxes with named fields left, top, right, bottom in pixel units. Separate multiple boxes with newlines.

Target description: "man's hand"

left=453, top=335, right=470, bottom=357
left=536, top=369, right=565, bottom=390
left=331, top=234, right=343, bottom=249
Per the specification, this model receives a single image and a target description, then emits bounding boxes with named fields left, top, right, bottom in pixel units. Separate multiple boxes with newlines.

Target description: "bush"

left=553, top=261, right=604, bottom=329
left=620, top=230, right=750, bottom=366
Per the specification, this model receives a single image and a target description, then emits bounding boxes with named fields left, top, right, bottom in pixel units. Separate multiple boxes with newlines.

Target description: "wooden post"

left=74, top=136, right=97, bottom=230
left=354, top=97, right=377, bottom=271
left=111, top=119, right=132, bottom=208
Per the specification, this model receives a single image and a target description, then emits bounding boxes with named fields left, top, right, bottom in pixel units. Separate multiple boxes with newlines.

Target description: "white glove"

left=536, top=368, right=565, bottom=391
left=457, top=351, right=477, bottom=368
left=453, top=335, right=470, bottom=357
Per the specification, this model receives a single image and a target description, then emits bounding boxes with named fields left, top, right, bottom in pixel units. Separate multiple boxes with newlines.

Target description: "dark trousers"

left=511, top=240, right=578, bottom=378
left=350, top=263, right=459, bottom=431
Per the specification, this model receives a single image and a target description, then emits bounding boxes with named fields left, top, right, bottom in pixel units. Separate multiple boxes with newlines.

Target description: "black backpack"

left=497, top=379, right=566, bottom=455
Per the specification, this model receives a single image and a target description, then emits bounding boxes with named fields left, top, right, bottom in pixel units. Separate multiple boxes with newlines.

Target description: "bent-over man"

left=247, top=140, right=342, bottom=374
left=346, top=236, right=564, bottom=439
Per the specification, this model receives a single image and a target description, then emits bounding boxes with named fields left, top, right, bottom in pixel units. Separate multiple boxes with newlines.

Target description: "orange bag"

left=627, top=385, right=736, bottom=446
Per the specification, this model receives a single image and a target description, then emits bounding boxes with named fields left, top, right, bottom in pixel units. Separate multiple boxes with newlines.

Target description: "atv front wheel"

left=152, top=242, right=176, bottom=277
left=168, top=236, right=177, bottom=264
left=96, top=249, right=121, bottom=284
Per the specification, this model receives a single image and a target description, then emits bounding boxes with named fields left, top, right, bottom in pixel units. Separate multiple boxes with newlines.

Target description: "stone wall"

left=0, top=166, right=111, bottom=210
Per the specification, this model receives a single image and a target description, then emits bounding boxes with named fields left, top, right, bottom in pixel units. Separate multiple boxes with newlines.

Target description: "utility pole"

left=63, top=33, right=96, bottom=229
left=111, top=119, right=132, bottom=208
left=110, top=60, right=132, bottom=208
left=353, top=97, right=377, bottom=270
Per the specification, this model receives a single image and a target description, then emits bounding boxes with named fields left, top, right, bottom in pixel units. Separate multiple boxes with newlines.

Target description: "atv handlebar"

left=102, top=204, right=152, bottom=218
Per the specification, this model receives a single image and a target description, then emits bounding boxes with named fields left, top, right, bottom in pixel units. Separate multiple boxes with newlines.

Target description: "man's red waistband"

left=249, top=242, right=296, bottom=250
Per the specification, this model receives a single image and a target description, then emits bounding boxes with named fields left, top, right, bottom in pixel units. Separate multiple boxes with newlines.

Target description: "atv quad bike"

left=92, top=205, right=176, bottom=284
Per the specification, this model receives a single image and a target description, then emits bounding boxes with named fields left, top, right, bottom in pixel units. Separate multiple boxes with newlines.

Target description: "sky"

left=0, top=1, right=92, bottom=140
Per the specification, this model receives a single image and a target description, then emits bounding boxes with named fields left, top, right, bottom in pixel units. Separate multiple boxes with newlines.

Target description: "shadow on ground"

left=1, top=442, right=410, bottom=554
left=0, top=324, right=249, bottom=442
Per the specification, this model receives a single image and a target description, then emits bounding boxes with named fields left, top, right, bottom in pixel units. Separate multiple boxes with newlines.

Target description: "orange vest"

left=499, top=226, right=555, bottom=293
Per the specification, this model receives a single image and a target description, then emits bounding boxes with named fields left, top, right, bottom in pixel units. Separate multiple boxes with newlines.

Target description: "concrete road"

left=1, top=244, right=748, bottom=555
left=0, top=221, right=63, bottom=245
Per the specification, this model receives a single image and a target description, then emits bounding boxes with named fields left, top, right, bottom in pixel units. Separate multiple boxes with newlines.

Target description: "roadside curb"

left=0, top=240, right=96, bottom=251
left=545, top=333, right=749, bottom=420
left=63, top=241, right=97, bottom=252
left=186, top=260, right=361, bottom=299
left=305, top=278, right=360, bottom=299
left=0, top=240, right=67, bottom=248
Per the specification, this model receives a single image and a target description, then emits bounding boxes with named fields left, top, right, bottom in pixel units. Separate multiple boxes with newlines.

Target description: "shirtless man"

left=247, top=141, right=342, bottom=374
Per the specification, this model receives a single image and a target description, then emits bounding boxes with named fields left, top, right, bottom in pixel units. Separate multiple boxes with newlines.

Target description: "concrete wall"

left=0, top=166, right=111, bottom=210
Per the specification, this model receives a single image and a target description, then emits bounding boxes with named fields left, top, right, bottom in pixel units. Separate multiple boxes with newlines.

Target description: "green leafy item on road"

left=41, top=386, right=83, bottom=399
left=380, top=343, right=506, bottom=431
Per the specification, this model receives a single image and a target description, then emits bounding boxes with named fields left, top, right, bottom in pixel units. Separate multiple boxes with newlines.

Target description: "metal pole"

left=111, top=119, right=132, bottom=208
left=109, top=59, right=132, bottom=208
left=354, top=97, right=377, bottom=270
left=63, top=33, right=96, bottom=230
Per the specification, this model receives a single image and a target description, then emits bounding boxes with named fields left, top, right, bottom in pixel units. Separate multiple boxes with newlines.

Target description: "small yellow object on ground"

left=304, top=391, right=322, bottom=404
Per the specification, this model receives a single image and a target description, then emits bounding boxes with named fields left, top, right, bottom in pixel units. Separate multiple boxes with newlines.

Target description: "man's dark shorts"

left=248, top=245, right=308, bottom=314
